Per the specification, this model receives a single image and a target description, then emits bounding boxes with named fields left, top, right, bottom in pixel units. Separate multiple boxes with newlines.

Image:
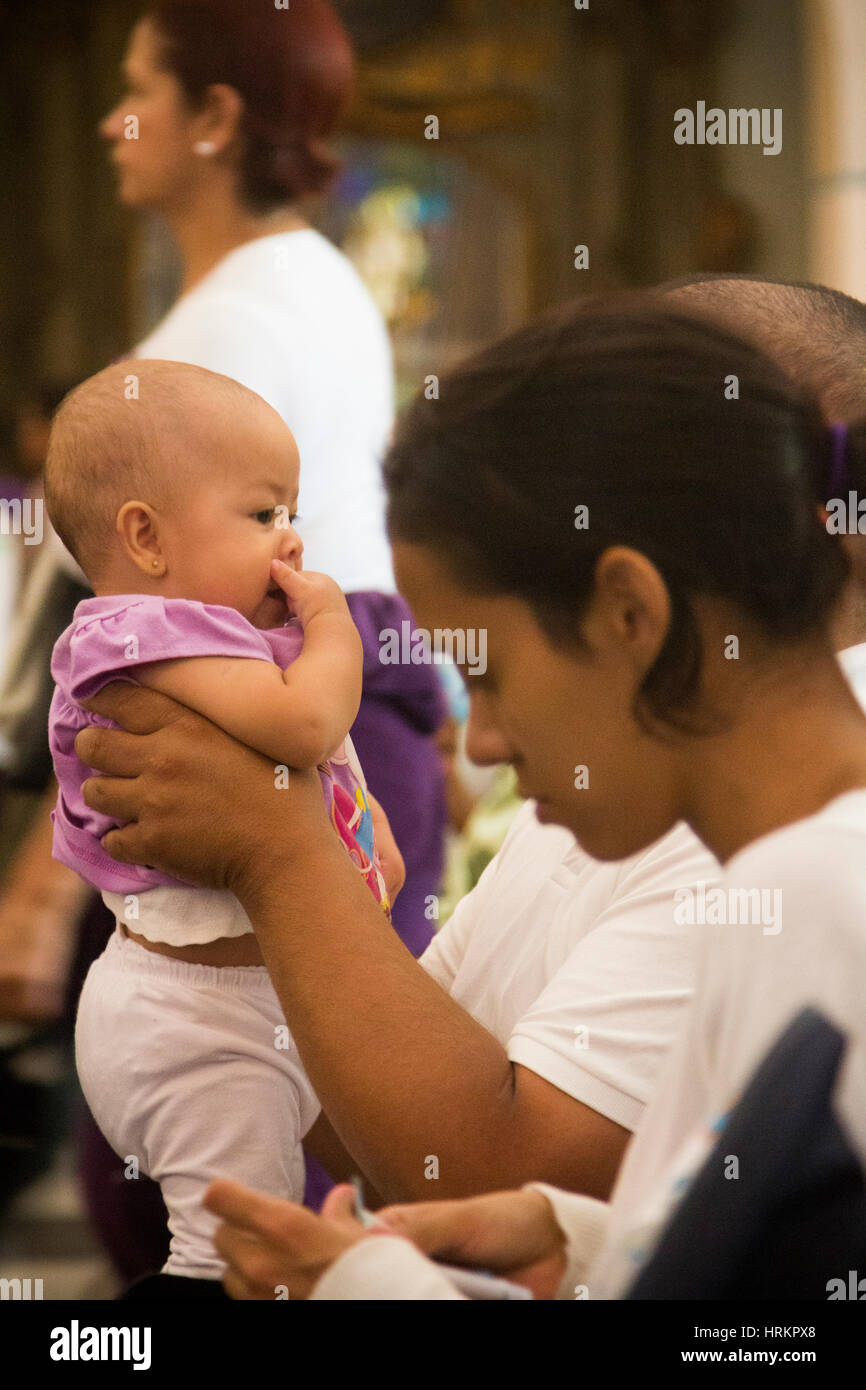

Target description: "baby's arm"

left=133, top=570, right=363, bottom=769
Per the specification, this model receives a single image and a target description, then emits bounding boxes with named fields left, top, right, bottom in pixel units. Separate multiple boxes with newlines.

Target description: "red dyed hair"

left=147, top=0, right=355, bottom=210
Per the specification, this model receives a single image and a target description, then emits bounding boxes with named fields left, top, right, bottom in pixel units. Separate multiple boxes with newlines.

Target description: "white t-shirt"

left=420, top=801, right=716, bottom=1130
left=311, top=803, right=719, bottom=1302
left=584, top=786, right=866, bottom=1296
left=135, top=229, right=396, bottom=594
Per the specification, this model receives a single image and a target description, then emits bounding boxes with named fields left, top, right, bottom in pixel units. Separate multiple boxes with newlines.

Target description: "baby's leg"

left=75, top=928, right=320, bottom=1282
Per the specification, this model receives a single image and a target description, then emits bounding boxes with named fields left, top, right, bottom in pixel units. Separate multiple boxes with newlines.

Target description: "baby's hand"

left=270, top=560, right=351, bottom=629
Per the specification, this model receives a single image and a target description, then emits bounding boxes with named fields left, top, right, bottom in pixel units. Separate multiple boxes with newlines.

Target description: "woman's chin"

left=114, top=172, right=155, bottom=211
left=534, top=800, right=645, bottom=862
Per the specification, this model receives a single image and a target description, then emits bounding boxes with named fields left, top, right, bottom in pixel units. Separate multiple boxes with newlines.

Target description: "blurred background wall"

left=0, top=0, right=830, bottom=425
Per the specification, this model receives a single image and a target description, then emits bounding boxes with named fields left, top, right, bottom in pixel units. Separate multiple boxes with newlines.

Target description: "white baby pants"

left=75, top=926, right=320, bottom=1280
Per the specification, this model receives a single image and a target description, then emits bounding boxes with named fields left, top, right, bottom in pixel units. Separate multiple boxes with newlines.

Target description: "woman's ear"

left=193, top=83, right=245, bottom=157
left=116, top=500, right=165, bottom=577
left=587, top=546, right=672, bottom=672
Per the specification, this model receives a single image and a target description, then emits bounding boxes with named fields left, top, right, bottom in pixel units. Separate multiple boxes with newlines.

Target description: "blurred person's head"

left=100, top=0, right=354, bottom=216
left=44, top=360, right=303, bottom=629
left=385, top=299, right=859, bottom=859
left=658, top=274, right=866, bottom=427
left=15, top=379, right=80, bottom=480
left=658, top=274, right=866, bottom=640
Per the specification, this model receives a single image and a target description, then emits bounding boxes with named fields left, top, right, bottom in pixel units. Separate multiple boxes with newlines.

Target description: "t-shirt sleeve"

left=63, top=598, right=276, bottom=704
left=310, top=1236, right=467, bottom=1301
left=526, top=1183, right=611, bottom=1298
left=506, top=824, right=713, bottom=1132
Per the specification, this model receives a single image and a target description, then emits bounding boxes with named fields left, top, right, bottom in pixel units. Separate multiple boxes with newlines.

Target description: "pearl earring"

left=152, top=559, right=160, bottom=568
left=194, top=141, right=216, bottom=156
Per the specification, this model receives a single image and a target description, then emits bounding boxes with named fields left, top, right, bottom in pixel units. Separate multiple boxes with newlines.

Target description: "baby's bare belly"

left=120, top=923, right=265, bottom=967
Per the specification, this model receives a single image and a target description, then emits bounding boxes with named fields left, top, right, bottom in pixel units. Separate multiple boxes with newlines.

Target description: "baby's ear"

left=116, top=499, right=163, bottom=576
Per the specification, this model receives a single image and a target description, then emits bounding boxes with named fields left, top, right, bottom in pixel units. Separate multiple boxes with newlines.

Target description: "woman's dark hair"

left=147, top=0, right=354, bottom=212
left=385, top=297, right=855, bottom=733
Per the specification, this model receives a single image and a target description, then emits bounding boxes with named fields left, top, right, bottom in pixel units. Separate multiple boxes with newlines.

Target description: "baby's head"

left=45, top=360, right=303, bottom=629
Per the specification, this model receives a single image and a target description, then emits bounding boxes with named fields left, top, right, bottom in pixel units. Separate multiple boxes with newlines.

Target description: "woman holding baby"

left=76, top=296, right=866, bottom=1298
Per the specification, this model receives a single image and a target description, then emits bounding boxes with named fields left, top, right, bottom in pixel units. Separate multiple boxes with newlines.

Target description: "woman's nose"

left=99, top=106, right=122, bottom=141
left=463, top=698, right=510, bottom=768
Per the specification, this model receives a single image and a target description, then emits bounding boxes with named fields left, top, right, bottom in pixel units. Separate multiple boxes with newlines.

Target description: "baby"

left=44, top=359, right=391, bottom=1281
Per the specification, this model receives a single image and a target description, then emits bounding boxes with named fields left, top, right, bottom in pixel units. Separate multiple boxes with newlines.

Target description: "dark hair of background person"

left=146, top=0, right=355, bottom=212
left=384, top=299, right=854, bottom=733
left=658, top=274, right=866, bottom=423
left=658, top=273, right=866, bottom=506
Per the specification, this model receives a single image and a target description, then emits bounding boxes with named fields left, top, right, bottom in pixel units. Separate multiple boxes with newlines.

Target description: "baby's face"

left=155, top=402, right=304, bottom=629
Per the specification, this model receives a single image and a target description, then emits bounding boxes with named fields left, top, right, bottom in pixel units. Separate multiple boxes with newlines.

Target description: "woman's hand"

left=377, top=1189, right=568, bottom=1300
left=367, top=792, right=406, bottom=904
left=74, top=682, right=334, bottom=899
left=204, top=1180, right=372, bottom=1300
left=204, top=1181, right=568, bottom=1300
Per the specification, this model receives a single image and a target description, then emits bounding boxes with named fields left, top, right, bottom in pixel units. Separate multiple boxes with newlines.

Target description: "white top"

left=135, top=229, right=396, bottom=594
left=309, top=800, right=721, bottom=1302
left=589, top=784, right=866, bottom=1297
left=420, top=801, right=713, bottom=1131
left=311, top=642, right=866, bottom=1300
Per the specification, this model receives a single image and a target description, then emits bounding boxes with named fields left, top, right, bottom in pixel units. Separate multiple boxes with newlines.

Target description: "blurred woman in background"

left=103, top=0, right=445, bottom=954
left=0, top=0, right=445, bottom=1286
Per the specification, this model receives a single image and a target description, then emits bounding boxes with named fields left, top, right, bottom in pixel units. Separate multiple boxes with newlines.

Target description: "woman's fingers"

left=205, top=1179, right=368, bottom=1300
left=367, top=793, right=406, bottom=903
left=74, top=724, right=148, bottom=778
left=204, top=1178, right=313, bottom=1243
left=75, top=683, right=194, bottom=773
left=80, top=774, right=141, bottom=822
left=82, top=680, right=187, bottom=734
left=379, top=1189, right=564, bottom=1272
left=99, top=825, right=149, bottom=867
left=376, top=1198, right=478, bottom=1259
left=319, top=1183, right=369, bottom=1231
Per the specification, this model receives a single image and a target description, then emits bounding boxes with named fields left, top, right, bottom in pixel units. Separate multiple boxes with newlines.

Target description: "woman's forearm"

left=236, top=841, right=533, bottom=1203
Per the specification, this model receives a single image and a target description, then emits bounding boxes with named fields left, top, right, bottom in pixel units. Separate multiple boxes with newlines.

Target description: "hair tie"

left=828, top=422, right=849, bottom=496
